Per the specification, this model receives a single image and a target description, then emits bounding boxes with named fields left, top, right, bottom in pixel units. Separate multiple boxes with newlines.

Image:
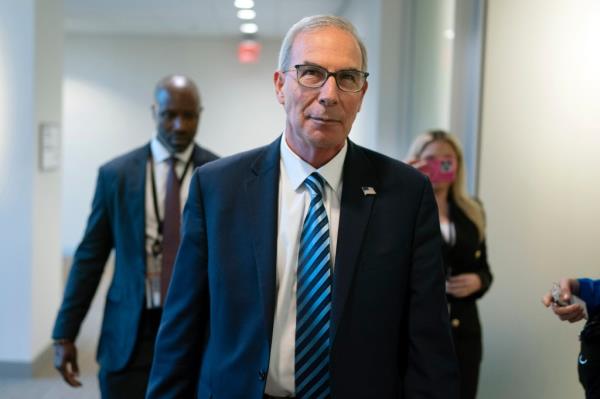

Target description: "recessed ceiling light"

left=237, top=9, right=256, bottom=20
left=234, top=0, right=255, bottom=9
left=240, top=23, right=258, bottom=34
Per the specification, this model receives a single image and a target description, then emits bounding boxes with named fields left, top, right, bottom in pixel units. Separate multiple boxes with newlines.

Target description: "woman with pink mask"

left=407, top=130, right=493, bottom=399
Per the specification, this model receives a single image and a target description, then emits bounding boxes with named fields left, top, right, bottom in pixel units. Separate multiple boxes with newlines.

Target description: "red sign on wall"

left=238, top=40, right=261, bottom=64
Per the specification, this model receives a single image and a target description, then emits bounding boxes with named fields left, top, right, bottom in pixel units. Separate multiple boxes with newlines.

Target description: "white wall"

left=405, top=0, right=456, bottom=144
left=450, top=0, right=485, bottom=193
left=0, top=0, right=35, bottom=362
left=31, top=0, right=63, bottom=360
left=347, top=0, right=463, bottom=161
left=62, top=35, right=285, bottom=252
left=478, top=1, right=600, bottom=397
left=414, top=0, right=455, bottom=132
left=345, top=0, right=454, bottom=161
left=0, top=0, right=63, bottom=364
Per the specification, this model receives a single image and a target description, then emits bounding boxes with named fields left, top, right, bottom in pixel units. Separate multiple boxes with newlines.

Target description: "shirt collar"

left=280, top=135, right=347, bottom=194
left=150, top=137, right=195, bottom=164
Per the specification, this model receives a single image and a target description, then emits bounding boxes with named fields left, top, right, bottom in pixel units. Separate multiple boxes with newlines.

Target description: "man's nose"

left=172, top=116, right=184, bottom=130
left=318, top=75, right=339, bottom=106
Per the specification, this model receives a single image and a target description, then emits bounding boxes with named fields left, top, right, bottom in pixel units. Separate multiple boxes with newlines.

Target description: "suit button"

left=258, top=370, right=267, bottom=380
left=451, top=318, right=460, bottom=328
left=475, top=250, right=481, bottom=259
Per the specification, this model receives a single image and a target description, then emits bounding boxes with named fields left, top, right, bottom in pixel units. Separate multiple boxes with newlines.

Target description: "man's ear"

left=273, top=71, right=285, bottom=105
left=151, top=104, right=158, bottom=121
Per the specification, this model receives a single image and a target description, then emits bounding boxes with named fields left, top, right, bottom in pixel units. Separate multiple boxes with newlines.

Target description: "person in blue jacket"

left=543, top=277, right=600, bottom=398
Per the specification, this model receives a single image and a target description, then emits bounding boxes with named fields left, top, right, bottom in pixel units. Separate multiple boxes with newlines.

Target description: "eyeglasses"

left=287, top=64, right=369, bottom=93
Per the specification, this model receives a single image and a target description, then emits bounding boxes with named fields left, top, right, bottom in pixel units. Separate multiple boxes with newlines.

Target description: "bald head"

left=154, top=75, right=201, bottom=105
left=152, top=75, right=203, bottom=154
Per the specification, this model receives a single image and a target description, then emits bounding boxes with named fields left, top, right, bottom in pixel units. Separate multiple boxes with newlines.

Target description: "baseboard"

left=0, top=343, right=54, bottom=378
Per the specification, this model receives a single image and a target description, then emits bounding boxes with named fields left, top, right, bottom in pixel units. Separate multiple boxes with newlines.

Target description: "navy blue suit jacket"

left=147, top=137, right=459, bottom=398
left=52, top=142, right=218, bottom=372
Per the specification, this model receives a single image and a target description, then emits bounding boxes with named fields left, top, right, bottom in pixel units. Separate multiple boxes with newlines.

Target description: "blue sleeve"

left=578, top=278, right=600, bottom=317
left=52, top=167, right=113, bottom=340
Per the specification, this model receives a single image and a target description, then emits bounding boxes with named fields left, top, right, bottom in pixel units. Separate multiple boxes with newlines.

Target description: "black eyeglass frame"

left=287, top=64, right=370, bottom=93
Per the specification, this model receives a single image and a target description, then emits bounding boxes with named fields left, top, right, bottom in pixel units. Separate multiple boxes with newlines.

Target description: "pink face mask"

left=421, top=157, right=457, bottom=184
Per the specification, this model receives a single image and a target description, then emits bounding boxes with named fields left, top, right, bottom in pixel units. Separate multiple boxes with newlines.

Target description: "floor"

left=0, top=262, right=112, bottom=399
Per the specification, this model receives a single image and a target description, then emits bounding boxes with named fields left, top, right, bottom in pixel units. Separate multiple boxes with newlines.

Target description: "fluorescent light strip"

left=237, top=9, right=256, bottom=20
left=240, top=22, right=258, bottom=34
left=234, top=0, right=254, bottom=9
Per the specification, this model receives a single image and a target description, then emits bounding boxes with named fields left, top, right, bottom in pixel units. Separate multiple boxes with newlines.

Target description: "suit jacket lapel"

left=125, top=144, right=149, bottom=272
left=331, top=141, right=377, bottom=341
left=244, top=138, right=281, bottom=344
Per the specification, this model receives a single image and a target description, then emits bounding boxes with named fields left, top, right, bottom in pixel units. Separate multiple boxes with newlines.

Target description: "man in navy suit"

left=52, top=75, right=218, bottom=398
left=148, top=16, right=458, bottom=399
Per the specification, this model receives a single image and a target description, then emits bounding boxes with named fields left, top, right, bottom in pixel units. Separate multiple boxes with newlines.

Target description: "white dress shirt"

left=144, top=138, right=195, bottom=308
left=265, top=137, right=347, bottom=395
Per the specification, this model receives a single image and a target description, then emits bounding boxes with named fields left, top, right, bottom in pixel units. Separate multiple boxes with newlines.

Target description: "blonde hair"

left=406, top=130, right=486, bottom=241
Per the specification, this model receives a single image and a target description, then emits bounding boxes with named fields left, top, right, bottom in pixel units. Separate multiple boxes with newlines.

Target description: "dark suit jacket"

left=52, top=142, right=218, bottom=372
left=147, top=137, right=459, bottom=398
left=444, top=200, right=493, bottom=338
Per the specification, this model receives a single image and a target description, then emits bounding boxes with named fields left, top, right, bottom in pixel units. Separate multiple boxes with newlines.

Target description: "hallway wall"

left=0, top=0, right=36, bottom=363
left=32, top=0, right=64, bottom=363
left=478, top=0, right=600, bottom=397
left=0, top=0, right=63, bottom=367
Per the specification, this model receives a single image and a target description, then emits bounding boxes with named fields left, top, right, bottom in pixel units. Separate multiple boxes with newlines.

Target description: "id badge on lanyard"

left=145, top=147, right=194, bottom=308
left=146, top=240, right=163, bottom=308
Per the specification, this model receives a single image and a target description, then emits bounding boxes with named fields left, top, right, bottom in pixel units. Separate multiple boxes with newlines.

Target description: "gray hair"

left=277, top=15, right=368, bottom=72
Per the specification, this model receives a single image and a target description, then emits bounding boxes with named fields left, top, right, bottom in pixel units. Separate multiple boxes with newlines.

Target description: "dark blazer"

left=52, top=142, right=218, bottom=372
left=444, top=200, right=493, bottom=337
left=147, top=137, right=459, bottom=398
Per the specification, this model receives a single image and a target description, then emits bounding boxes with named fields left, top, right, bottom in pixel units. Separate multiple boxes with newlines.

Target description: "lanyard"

left=148, top=147, right=195, bottom=256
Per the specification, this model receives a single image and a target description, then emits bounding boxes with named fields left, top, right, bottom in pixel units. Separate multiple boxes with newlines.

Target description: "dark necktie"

left=161, top=157, right=180, bottom=302
left=295, top=172, right=332, bottom=399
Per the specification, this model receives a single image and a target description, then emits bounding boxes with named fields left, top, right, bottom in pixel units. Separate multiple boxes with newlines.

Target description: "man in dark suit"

left=148, top=16, right=458, bottom=399
left=52, top=75, right=218, bottom=398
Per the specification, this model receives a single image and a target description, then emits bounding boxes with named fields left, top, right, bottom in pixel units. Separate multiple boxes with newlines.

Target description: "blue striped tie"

left=295, top=173, right=332, bottom=399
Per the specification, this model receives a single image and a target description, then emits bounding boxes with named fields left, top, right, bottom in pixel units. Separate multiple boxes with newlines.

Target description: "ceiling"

left=64, top=0, right=350, bottom=39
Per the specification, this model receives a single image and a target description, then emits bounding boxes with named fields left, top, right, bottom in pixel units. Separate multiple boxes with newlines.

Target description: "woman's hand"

left=446, top=273, right=482, bottom=298
left=406, top=158, right=427, bottom=173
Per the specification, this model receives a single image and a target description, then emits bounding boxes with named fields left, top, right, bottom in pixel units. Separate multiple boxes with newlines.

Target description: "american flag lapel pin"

left=361, top=186, right=376, bottom=196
